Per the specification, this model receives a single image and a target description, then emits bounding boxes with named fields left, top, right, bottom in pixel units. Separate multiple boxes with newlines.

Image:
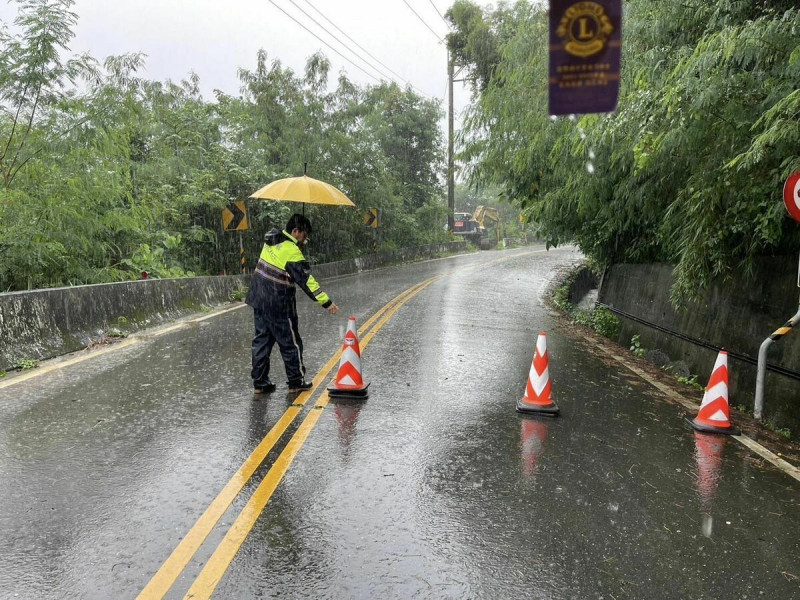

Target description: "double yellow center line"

left=183, top=275, right=445, bottom=599
left=139, top=249, right=542, bottom=599
left=138, top=276, right=442, bottom=599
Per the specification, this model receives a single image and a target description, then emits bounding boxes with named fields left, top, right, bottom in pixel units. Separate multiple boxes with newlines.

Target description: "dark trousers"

left=251, top=307, right=306, bottom=388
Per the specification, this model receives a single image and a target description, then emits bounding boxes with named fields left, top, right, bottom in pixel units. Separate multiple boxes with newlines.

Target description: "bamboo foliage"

left=450, top=0, right=800, bottom=303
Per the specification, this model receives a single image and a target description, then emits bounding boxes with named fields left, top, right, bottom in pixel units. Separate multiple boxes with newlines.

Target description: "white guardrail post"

left=754, top=292, right=800, bottom=420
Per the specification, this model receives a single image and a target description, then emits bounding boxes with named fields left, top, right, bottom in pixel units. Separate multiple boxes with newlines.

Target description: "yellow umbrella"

left=250, top=166, right=355, bottom=209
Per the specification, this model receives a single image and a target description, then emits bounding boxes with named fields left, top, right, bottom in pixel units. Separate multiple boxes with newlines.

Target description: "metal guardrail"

left=755, top=306, right=800, bottom=419
left=595, top=301, right=800, bottom=384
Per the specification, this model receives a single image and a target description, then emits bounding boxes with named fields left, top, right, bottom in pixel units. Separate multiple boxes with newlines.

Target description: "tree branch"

left=6, top=67, right=45, bottom=184
left=5, top=108, right=108, bottom=188
left=0, top=81, right=30, bottom=166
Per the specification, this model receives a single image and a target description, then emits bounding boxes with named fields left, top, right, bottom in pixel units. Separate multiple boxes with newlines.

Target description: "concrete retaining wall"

left=0, top=241, right=468, bottom=370
left=312, top=241, right=468, bottom=279
left=0, top=276, right=250, bottom=371
left=568, top=266, right=599, bottom=306
left=598, top=258, right=800, bottom=432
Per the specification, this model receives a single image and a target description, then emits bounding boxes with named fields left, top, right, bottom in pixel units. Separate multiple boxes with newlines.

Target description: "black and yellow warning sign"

left=223, top=200, right=249, bottom=232
left=364, top=207, right=380, bottom=228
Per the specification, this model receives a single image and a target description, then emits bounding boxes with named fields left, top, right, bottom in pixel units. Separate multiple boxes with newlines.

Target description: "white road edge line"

left=1, top=247, right=554, bottom=389
left=582, top=334, right=800, bottom=484
left=0, top=303, right=248, bottom=390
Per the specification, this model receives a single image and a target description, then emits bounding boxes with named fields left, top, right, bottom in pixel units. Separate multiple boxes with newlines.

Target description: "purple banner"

left=549, top=0, right=622, bottom=115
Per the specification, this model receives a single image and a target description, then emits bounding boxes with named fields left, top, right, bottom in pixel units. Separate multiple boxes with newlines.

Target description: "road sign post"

left=755, top=172, right=800, bottom=420
left=223, top=200, right=250, bottom=274
left=364, top=208, right=380, bottom=252
left=363, top=208, right=380, bottom=229
left=239, top=232, right=246, bottom=274
left=223, top=200, right=249, bottom=232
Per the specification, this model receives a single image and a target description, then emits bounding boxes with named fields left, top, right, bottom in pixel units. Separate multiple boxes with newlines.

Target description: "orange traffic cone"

left=516, top=332, right=559, bottom=416
left=328, top=316, right=369, bottom=400
left=686, top=350, right=739, bottom=434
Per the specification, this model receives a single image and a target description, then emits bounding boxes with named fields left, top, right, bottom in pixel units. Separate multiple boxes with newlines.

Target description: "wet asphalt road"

left=1, top=246, right=799, bottom=600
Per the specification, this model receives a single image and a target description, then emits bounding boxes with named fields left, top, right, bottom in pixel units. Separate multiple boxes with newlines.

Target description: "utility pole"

left=447, top=49, right=455, bottom=233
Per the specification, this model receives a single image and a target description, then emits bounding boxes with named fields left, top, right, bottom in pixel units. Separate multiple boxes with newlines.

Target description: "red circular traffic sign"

left=784, top=172, right=800, bottom=222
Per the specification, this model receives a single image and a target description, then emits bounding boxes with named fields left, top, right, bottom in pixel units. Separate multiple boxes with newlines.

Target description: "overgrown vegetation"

left=448, top=0, right=800, bottom=304
left=552, top=267, right=581, bottom=312
left=773, top=427, right=792, bottom=440
left=573, top=307, right=621, bottom=339
left=0, top=0, right=448, bottom=292
left=761, top=417, right=793, bottom=440
left=676, top=374, right=704, bottom=392
left=553, top=268, right=619, bottom=339
left=15, top=357, right=39, bottom=370
left=230, top=287, right=248, bottom=302
left=629, top=335, right=645, bottom=358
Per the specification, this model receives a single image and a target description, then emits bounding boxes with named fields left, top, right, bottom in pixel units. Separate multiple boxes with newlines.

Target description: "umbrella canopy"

left=250, top=175, right=355, bottom=207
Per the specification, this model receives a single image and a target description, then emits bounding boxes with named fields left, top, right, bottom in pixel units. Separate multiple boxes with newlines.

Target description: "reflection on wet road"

left=1, top=247, right=798, bottom=599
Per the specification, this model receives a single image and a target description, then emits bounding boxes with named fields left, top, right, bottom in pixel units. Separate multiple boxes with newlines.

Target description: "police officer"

left=246, top=213, right=339, bottom=395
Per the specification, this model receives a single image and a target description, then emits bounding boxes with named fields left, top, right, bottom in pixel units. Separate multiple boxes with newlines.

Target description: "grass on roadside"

left=230, top=287, right=248, bottom=302
left=15, top=357, right=39, bottom=370
left=553, top=269, right=620, bottom=340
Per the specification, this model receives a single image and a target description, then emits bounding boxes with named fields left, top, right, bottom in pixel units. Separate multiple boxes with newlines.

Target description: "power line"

left=272, top=0, right=437, bottom=99
left=428, top=0, right=449, bottom=28
left=302, top=0, right=410, bottom=86
left=267, top=0, right=382, bottom=84
left=302, top=0, right=428, bottom=96
left=401, top=0, right=444, bottom=43
left=285, top=0, right=390, bottom=82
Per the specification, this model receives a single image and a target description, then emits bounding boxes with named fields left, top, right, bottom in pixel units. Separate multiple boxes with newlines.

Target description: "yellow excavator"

left=453, top=205, right=502, bottom=249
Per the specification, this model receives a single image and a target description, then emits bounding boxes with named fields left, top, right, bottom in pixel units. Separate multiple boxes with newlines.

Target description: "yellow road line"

left=173, top=249, right=544, bottom=599
left=1, top=249, right=542, bottom=392
left=136, top=278, right=434, bottom=600
left=183, top=277, right=440, bottom=599
left=139, top=249, right=543, bottom=599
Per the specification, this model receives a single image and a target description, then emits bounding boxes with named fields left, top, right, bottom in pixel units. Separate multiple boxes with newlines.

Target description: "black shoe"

left=253, top=382, right=277, bottom=395
left=287, top=381, right=313, bottom=393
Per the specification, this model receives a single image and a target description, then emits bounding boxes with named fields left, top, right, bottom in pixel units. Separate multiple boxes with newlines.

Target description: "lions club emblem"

left=556, top=1, right=614, bottom=58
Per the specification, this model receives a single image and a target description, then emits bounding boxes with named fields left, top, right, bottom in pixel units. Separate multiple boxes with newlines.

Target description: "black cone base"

left=685, top=417, right=739, bottom=435
left=328, top=383, right=370, bottom=401
left=516, top=398, right=560, bottom=417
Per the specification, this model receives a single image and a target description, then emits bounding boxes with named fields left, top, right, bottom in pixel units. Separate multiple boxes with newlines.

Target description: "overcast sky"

left=0, top=0, right=493, bottom=129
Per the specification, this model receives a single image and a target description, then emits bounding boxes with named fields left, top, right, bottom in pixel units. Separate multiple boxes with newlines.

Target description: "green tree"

left=0, top=0, right=450, bottom=291
left=450, top=0, right=800, bottom=303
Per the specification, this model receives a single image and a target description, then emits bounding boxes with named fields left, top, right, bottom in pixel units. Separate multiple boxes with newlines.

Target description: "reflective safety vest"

left=246, top=230, right=331, bottom=312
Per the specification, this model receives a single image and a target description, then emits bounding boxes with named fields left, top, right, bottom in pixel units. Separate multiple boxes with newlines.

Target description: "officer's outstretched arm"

left=285, top=259, right=333, bottom=309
